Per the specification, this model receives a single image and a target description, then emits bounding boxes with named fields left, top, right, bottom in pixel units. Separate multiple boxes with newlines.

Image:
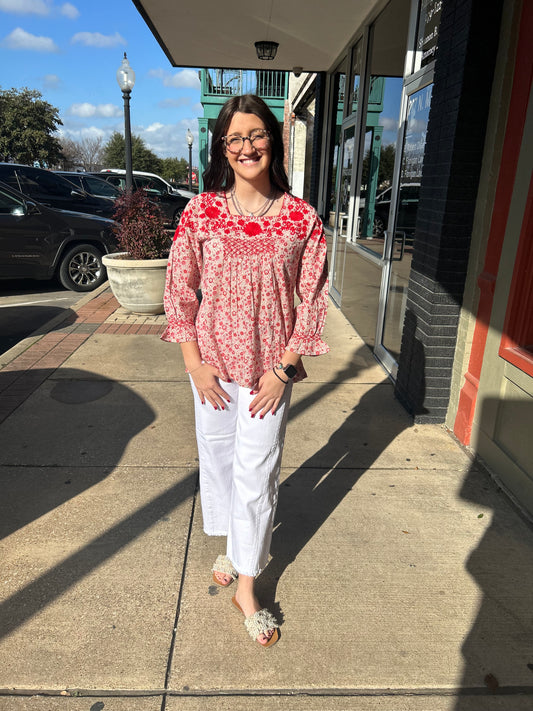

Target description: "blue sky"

left=0, top=0, right=201, bottom=163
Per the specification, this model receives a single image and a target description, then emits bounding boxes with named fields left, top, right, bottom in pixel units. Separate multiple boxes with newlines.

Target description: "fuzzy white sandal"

left=232, top=596, right=280, bottom=648
left=211, top=555, right=238, bottom=587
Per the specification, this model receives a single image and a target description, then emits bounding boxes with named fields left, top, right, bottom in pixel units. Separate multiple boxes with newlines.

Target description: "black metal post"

left=122, top=89, right=133, bottom=191
left=188, top=142, right=193, bottom=192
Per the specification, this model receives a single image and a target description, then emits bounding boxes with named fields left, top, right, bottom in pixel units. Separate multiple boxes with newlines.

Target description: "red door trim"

left=454, top=0, right=533, bottom=444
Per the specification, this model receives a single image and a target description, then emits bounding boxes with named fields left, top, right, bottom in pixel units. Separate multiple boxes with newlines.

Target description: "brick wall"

left=395, top=0, right=504, bottom=422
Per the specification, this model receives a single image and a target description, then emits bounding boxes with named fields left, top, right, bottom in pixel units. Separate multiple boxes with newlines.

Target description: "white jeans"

left=190, top=378, right=292, bottom=577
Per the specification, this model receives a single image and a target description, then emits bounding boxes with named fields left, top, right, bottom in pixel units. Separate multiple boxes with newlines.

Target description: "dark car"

left=94, top=170, right=189, bottom=228
left=0, top=163, right=115, bottom=220
left=55, top=171, right=122, bottom=201
left=0, top=180, right=117, bottom=292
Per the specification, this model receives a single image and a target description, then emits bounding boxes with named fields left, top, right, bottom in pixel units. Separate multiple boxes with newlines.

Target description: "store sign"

left=401, top=84, right=433, bottom=182
left=417, top=0, right=442, bottom=68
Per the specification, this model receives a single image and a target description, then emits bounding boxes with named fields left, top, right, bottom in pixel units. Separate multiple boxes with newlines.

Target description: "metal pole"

left=123, top=89, right=133, bottom=191
left=188, top=142, right=193, bottom=192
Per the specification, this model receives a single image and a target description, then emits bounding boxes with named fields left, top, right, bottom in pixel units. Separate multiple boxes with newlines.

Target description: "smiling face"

left=224, top=112, right=272, bottom=189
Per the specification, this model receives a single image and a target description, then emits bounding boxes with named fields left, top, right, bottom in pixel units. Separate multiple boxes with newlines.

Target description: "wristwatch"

left=275, top=362, right=297, bottom=380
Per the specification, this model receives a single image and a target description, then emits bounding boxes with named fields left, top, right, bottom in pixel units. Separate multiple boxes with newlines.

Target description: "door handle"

left=392, top=231, right=406, bottom=261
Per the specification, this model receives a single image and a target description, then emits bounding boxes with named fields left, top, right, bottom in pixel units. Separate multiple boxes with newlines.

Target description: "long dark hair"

left=203, top=94, right=290, bottom=193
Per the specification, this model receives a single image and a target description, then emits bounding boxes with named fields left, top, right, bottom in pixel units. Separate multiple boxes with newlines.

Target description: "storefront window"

left=325, top=60, right=347, bottom=221
left=349, top=41, right=363, bottom=115
left=358, top=44, right=404, bottom=257
left=382, top=83, right=433, bottom=358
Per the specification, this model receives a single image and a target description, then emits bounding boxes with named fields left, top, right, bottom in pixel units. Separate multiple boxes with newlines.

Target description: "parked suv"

left=0, top=164, right=115, bottom=219
left=55, top=171, right=122, bottom=201
left=0, top=180, right=117, bottom=291
left=96, top=169, right=190, bottom=228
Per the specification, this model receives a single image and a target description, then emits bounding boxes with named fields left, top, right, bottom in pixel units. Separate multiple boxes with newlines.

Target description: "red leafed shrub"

left=112, top=189, right=170, bottom=260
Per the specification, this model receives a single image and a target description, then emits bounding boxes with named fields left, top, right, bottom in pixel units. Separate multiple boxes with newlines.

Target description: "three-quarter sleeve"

left=286, top=215, right=330, bottom=356
left=161, top=204, right=203, bottom=343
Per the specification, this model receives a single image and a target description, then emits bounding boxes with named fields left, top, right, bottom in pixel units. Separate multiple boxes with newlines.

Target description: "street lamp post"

left=186, top=129, right=194, bottom=192
left=116, top=53, right=135, bottom=191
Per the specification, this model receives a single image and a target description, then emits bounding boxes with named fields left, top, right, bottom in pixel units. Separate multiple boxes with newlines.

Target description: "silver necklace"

left=230, top=188, right=275, bottom=217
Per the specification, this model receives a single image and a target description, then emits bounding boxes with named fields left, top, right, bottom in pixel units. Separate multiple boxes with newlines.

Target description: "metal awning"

left=132, top=0, right=380, bottom=72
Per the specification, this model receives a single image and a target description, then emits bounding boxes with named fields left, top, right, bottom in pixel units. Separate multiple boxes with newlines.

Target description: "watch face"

left=284, top=364, right=297, bottom=379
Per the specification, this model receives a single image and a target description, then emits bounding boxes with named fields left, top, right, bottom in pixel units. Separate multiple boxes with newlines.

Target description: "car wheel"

left=373, top=214, right=386, bottom=238
left=58, top=243, right=107, bottom=292
left=171, top=208, right=184, bottom=229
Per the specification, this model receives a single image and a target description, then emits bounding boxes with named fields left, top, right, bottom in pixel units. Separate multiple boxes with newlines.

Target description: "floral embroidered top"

left=162, top=191, right=329, bottom=388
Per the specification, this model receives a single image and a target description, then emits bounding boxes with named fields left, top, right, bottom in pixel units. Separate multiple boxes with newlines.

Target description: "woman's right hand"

left=190, top=363, right=230, bottom=409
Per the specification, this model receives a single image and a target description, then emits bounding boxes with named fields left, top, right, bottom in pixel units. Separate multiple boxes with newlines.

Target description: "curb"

left=0, top=282, right=111, bottom=370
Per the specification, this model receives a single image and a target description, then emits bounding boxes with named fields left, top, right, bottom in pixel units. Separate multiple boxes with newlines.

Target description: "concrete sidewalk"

left=0, top=285, right=532, bottom=711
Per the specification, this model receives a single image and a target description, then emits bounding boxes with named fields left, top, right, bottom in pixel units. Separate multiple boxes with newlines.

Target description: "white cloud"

left=71, top=31, right=125, bottom=48
left=134, top=119, right=199, bottom=160
left=60, top=125, right=108, bottom=141
left=68, top=102, right=122, bottom=118
left=60, top=2, right=79, bottom=19
left=43, top=73, right=61, bottom=89
left=148, top=68, right=200, bottom=89
left=0, top=0, right=49, bottom=14
left=379, top=117, right=399, bottom=132
left=2, top=27, right=59, bottom=52
left=145, top=122, right=165, bottom=133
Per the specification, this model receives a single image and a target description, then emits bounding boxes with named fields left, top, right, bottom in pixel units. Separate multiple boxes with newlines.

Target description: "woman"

left=162, top=94, right=329, bottom=647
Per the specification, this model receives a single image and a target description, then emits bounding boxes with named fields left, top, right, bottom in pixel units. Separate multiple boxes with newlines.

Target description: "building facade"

left=285, top=0, right=533, bottom=516
left=134, top=0, right=533, bottom=515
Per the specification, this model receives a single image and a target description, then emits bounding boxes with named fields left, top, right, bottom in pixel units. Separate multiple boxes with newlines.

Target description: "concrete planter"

left=102, top=252, right=168, bottom=315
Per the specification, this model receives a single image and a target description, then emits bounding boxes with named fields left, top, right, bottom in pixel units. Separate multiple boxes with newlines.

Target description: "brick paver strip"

left=0, top=286, right=169, bottom=420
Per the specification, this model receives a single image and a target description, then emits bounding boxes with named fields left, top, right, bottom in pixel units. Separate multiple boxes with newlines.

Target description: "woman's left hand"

left=249, top=369, right=288, bottom=418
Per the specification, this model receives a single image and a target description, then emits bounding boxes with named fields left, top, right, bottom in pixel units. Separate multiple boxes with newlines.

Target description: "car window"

left=60, top=175, right=83, bottom=190
left=135, top=176, right=165, bottom=196
left=0, top=186, right=24, bottom=214
left=0, top=171, right=22, bottom=192
left=85, top=176, right=120, bottom=197
left=105, top=175, right=126, bottom=190
left=18, top=169, right=73, bottom=198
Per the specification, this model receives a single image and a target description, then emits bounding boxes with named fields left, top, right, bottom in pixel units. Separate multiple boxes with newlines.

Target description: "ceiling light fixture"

left=255, top=0, right=278, bottom=60
left=255, top=40, right=279, bottom=60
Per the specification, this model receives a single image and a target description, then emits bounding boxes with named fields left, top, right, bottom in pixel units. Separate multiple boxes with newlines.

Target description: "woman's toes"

left=258, top=630, right=273, bottom=645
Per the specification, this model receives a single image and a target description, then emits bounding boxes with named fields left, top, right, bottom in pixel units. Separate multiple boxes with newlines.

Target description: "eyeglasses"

left=222, top=130, right=270, bottom=154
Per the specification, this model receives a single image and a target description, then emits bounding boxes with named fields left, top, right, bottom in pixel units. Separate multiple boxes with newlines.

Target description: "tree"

left=160, top=157, right=189, bottom=184
left=102, top=132, right=162, bottom=173
left=0, top=87, right=63, bottom=166
left=378, top=143, right=396, bottom=188
left=60, top=135, right=104, bottom=171
left=361, top=142, right=396, bottom=191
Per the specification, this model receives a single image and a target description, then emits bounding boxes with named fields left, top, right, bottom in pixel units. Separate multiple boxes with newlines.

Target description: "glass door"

left=331, top=0, right=407, bottom=348
left=328, top=39, right=363, bottom=304
left=379, top=83, right=433, bottom=367
left=331, top=122, right=356, bottom=299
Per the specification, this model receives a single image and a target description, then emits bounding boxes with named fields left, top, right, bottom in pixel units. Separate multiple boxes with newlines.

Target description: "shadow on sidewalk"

left=0, top=305, right=76, bottom=357
left=455, top=397, right=533, bottom=704
left=262, top=345, right=413, bottom=601
left=0, top=367, right=197, bottom=642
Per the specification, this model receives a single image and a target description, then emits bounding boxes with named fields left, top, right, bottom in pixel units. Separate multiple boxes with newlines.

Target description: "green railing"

left=202, top=69, right=288, bottom=100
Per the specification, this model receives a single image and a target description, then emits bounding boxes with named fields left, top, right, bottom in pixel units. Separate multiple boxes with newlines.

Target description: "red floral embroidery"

left=205, top=206, right=221, bottom=218
left=162, top=191, right=329, bottom=388
left=224, top=237, right=276, bottom=257
left=244, top=221, right=262, bottom=236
